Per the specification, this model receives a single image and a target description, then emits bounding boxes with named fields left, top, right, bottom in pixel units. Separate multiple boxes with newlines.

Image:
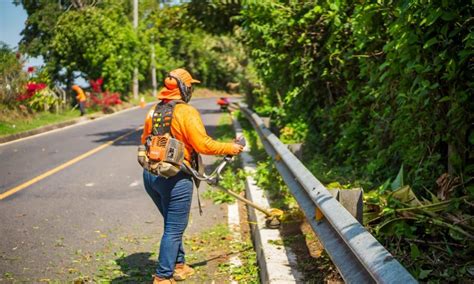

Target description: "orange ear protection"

left=166, top=74, right=193, bottom=102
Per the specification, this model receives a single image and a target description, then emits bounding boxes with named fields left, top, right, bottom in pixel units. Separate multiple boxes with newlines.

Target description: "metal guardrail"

left=239, top=104, right=417, bottom=284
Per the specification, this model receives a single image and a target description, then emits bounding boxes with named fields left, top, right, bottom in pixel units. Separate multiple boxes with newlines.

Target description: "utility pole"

left=151, top=35, right=157, bottom=98
left=132, top=0, right=139, bottom=99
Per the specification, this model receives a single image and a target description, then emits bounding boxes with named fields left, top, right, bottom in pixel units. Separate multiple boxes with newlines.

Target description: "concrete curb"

left=232, top=115, right=304, bottom=284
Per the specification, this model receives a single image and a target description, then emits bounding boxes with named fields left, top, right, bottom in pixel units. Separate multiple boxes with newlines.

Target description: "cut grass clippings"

left=69, top=225, right=257, bottom=283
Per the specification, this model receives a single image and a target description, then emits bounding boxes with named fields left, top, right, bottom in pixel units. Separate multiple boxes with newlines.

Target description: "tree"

left=142, top=4, right=248, bottom=90
left=187, top=0, right=242, bottom=35
left=50, top=6, right=140, bottom=93
left=15, top=0, right=141, bottom=94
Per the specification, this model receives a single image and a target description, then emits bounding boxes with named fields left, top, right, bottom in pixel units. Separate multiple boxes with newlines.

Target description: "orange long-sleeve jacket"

left=73, top=85, right=86, bottom=102
left=141, top=102, right=237, bottom=164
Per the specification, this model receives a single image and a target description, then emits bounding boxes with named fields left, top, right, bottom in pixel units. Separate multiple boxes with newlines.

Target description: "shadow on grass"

left=110, top=246, right=252, bottom=283
left=111, top=252, right=156, bottom=283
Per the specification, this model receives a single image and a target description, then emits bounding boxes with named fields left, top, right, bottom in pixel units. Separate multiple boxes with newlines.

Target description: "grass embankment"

left=203, top=113, right=246, bottom=204
left=0, top=109, right=80, bottom=137
left=0, top=91, right=150, bottom=138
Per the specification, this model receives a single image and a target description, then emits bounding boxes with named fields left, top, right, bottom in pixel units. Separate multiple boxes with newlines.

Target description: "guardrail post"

left=287, top=144, right=364, bottom=223
left=287, top=143, right=303, bottom=160
left=325, top=189, right=364, bottom=224
left=261, top=117, right=271, bottom=128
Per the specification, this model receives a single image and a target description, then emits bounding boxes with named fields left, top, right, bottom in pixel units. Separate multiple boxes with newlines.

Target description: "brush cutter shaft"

left=183, top=137, right=271, bottom=215
left=184, top=155, right=274, bottom=217
left=215, top=184, right=273, bottom=217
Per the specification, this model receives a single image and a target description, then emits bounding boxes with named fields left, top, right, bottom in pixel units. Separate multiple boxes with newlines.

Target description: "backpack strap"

left=151, top=100, right=183, bottom=136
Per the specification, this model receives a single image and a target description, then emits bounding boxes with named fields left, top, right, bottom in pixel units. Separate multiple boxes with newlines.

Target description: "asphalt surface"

left=0, top=98, right=231, bottom=281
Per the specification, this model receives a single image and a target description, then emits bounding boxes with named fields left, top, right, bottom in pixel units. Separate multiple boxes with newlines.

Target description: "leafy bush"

left=16, top=82, right=59, bottom=112
left=0, top=43, right=28, bottom=106
left=239, top=0, right=473, bottom=196
left=363, top=167, right=474, bottom=281
left=143, top=4, right=251, bottom=91
left=26, top=87, right=59, bottom=112
left=50, top=6, right=140, bottom=93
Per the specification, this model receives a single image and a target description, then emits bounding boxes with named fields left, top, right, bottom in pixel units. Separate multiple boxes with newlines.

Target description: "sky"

left=0, top=0, right=44, bottom=67
left=0, top=1, right=90, bottom=85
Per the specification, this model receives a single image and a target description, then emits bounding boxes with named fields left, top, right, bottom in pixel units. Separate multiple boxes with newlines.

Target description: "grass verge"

left=0, top=109, right=81, bottom=137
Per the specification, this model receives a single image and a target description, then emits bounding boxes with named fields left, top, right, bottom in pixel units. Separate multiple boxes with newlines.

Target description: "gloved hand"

left=230, top=143, right=244, bottom=155
left=230, top=136, right=245, bottom=155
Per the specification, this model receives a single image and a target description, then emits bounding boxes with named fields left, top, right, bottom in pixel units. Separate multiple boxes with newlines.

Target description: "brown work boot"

left=173, top=263, right=195, bottom=281
left=153, top=274, right=176, bottom=284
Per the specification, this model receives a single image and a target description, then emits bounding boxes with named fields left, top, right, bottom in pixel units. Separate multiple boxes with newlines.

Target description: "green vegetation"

left=203, top=113, right=246, bottom=204
left=211, top=1, right=472, bottom=281
left=235, top=0, right=473, bottom=191
left=50, top=4, right=139, bottom=93
left=0, top=109, right=80, bottom=136
left=3, top=0, right=472, bottom=281
left=214, top=114, right=235, bottom=142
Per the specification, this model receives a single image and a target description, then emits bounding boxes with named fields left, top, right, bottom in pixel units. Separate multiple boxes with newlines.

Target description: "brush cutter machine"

left=183, top=137, right=283, bottom=229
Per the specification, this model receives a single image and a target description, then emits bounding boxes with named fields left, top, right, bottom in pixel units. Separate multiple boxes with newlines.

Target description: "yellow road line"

left=0, top=127, right=142, bottom=200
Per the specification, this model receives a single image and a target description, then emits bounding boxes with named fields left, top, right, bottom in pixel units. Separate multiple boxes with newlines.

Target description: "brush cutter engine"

left=138, top=100, right=185, bottom=178
left=138, top=134, right=185, bottom=178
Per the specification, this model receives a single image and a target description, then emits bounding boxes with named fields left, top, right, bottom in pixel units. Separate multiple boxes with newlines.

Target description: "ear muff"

left=167, top=74, right=192, bottom=102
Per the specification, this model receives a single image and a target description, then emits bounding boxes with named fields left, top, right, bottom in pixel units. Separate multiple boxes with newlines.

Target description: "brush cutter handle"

left=224, top=135, right=246, bottom=161
left=184, top=136, right=246, bottom=183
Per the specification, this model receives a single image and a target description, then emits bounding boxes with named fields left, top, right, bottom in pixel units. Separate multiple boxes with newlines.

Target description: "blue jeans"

left=143, top=169, right=193, bottom=279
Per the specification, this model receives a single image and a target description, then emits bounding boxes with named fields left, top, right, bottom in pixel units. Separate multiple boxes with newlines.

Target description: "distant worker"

left=72, top=85, right=86, bottom=116
left=216, top=97, right=230, bottom=111
left=137, top=68, right=244, bottom=283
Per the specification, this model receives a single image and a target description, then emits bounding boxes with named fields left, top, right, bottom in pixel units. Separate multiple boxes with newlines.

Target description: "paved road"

left=0, top=98, right=230, bottom=281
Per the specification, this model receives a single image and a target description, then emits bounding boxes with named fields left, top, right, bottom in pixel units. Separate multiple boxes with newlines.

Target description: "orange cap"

left=157, top=68, right=200, bottom=100
left=167, top=68, right=200, bottom=88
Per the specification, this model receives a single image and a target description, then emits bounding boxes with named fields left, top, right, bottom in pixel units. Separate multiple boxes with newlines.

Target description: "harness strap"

left=151, top=100, right=183, bottom=136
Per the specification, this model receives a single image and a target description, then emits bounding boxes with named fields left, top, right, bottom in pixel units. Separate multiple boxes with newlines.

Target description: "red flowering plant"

left=87, top=77, right=122, bottom=113
left=16, top=82, right=47, bottom=102
left=16, top=81, right=59, bottom=112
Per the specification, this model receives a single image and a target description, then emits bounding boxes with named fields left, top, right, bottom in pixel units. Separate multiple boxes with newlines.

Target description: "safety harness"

left=151, top=100, right=181, bottom=136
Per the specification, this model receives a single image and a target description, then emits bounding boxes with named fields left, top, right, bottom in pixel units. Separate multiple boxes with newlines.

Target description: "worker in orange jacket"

left=141, top=68, right=243, bottom=283
left=72, top=85, right=87, bottom=116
